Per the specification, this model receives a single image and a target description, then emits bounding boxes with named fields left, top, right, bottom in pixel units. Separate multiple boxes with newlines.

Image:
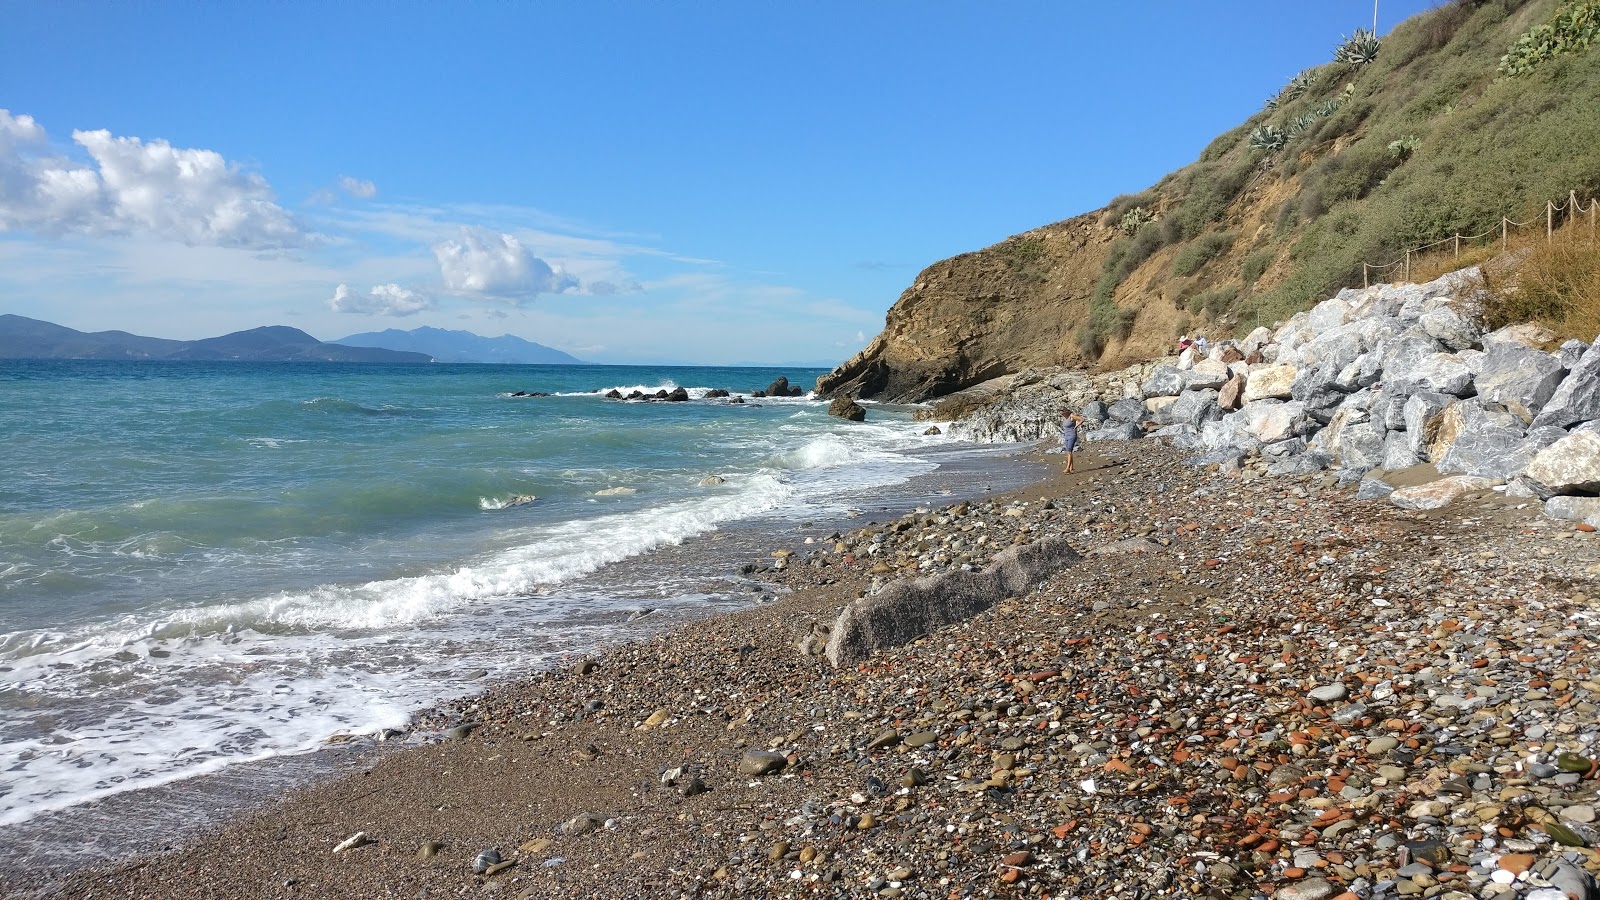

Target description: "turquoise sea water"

left=0, top=360, right=950, bottom=825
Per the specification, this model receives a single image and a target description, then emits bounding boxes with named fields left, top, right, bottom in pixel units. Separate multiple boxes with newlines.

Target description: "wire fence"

left=1361, top=190, right=1600, bottom=287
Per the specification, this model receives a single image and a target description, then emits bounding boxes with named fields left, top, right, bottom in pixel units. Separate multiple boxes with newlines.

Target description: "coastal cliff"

left=821, top=0, right=1600, bottom=403
left=817, top=216, right=1113, bottom=402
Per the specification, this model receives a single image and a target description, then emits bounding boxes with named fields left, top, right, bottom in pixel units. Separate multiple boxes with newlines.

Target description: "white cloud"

left=328, top=283, right=432, bottom=316
left=0, top=109, right=303, bottom=249
left=337, top=175, right=377, bottom=199
left=432, top=226, right=578, bottom=298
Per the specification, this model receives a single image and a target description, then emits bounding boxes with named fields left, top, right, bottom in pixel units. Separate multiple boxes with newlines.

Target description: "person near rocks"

left=1195, top=335, right=1209, bottom=355
left=1059, top=406, right=1086, bottom=474
left=1178, top=335, right=1192, bottom=353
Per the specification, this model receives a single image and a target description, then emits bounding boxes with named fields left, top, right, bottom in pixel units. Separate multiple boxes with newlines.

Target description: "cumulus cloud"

left=328, top=283, right=432, bottom=316
left=0, top=109, right=303, bottom=249
left=337, top=175, right=377, bottom=199
left=432, top=226, right=578, bottom=298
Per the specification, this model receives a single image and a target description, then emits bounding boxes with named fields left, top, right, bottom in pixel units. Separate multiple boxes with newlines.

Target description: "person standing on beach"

left=1059, top=406, right=1086, bottom=474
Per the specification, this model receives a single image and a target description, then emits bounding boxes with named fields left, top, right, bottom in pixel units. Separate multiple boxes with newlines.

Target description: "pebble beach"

left=13, top=439, right=1600, bottom=900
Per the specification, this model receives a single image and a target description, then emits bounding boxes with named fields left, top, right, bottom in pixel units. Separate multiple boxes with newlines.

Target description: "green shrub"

left=998, top=237, right=1048, bottom=282
left=1241, top=248, right=1276, bottom=285
left=1092, top=222, right=1169, bottom=305
left=1086, top=296, right=1137, bottom=353
left=1104, top=192, right=1157, bottom=225
left=1187, top=285, right=1241, bottom=316
left=1388, top=134, right=1421, bottom=159
left=1274, top=199, right=1300, bottom=232
left=1500, top=1, right=1600, bottom=77
left=1305, top=140, right=1405, bottom=206
left=1174, top=161, right=1254, bottom=238
left=1199, top=123, right=1254, bottom=162
left=1171, top=231, right=1237, bottom=277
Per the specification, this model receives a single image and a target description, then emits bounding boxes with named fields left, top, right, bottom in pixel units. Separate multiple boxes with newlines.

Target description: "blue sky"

left=1, top=1, right=1440, bottom=365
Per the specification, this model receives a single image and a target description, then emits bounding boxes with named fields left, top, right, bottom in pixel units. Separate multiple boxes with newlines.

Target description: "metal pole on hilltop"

left=1373, top=0, right=1379, bottom=33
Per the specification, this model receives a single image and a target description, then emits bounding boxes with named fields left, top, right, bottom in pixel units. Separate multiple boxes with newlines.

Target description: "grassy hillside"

left=1090, top=0, right=1600, bottom=352
left=819, top=0, right=1600, bottom=402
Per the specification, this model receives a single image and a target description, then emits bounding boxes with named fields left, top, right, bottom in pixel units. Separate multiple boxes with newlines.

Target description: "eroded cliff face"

left=817, top=213, right=1118, bottom=403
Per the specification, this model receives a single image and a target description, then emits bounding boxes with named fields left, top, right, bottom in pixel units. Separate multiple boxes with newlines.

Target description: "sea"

left=0, top=359, right=1036, bottom=847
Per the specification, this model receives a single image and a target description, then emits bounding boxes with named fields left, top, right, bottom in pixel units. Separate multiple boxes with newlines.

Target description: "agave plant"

left=1287, top=114, right=1318, bottom=138
left=1249, top=125, right=1288, bottom=153
left=1336, top=28, right=1382, bottom=65
left=1316, top=99, right=1343, bottom=118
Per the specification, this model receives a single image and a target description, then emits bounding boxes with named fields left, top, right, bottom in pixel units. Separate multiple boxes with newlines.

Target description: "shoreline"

left=0, top=439, right=1051, bottom=887
left=13, top=438, right=1600, bottom=899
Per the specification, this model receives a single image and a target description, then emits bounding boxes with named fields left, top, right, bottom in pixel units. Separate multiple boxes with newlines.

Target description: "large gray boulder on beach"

left=1544, top=495, right=1600, bottom=526
left=1434, top=402, right=1531, bottom=480
left=1389, top=475, right=1496, bottom=510
left=1107, top=398, right=1146, bottom=422
left=1402, top=392, right=1452, bottom=458
left=1157, top=389, right=1219, bottom=428
left=1558, top=339, right=1591, bottom=370
left=1331, top=419, right=1387, bottom=472
left=1386, top=352, right=1474, bottom=399
left=1141, top=365, right=1186, bottom=398
left=1420, top=306, right=1481, bottom=351
left=1087, top=421, right=1142, bottom=442
left=1474, top=342, right=1568, bottom=424
left=825, top=535, right=1081, bottom=667
left=1523, top=430, right=1600, bottom=497
left=1381, top=432, right=1421, bottom=470
left=1243, top=365, right=1296, bottom=402
left=1200, top=412, right=1259, bottom=453
left=1243, top=399, right=1305, bottom=444
left=1292, top=367, right=1347, bottom=425
left=1531, top=341, right=1600, bottom=429
left=1376, top=331, right=1445, bottom=380
left=1184, top=359, right=1231, bottom=391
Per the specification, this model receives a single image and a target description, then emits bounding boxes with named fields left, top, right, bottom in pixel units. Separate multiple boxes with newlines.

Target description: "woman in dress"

left=1060, top=406, right=1086, bottom=474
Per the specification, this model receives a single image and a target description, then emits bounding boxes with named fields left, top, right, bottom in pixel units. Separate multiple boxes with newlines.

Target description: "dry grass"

left=1407, top=236, right=1508, bottom=283
left=1477, top=223, right=1600, bottom=339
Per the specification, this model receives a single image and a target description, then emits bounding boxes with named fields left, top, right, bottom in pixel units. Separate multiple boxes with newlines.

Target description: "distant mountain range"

left=0, top=315, right=432, bottom=363
left=334, top=326, right=585, bottom=364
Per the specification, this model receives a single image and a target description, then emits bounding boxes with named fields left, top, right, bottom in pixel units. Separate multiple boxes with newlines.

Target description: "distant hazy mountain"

left=0, top=315, right=432, bottom=363
left=334, top=326, right=584, bottom=364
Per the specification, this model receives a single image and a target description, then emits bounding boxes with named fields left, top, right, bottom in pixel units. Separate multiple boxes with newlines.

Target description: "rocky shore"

left=18, top=433, right=1600, bottom=900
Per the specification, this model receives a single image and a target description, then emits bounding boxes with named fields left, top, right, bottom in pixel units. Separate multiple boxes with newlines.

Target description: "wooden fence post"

left=1362, top=263, right=1369, bottom=289
left=1503, top=218, right=1508, bottom=252
left=1548, top=200, right=1555, bottom=241
left=1404, top=249, right=1411, bottom=283
left=1454, top=234, right=1460, bottom=258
